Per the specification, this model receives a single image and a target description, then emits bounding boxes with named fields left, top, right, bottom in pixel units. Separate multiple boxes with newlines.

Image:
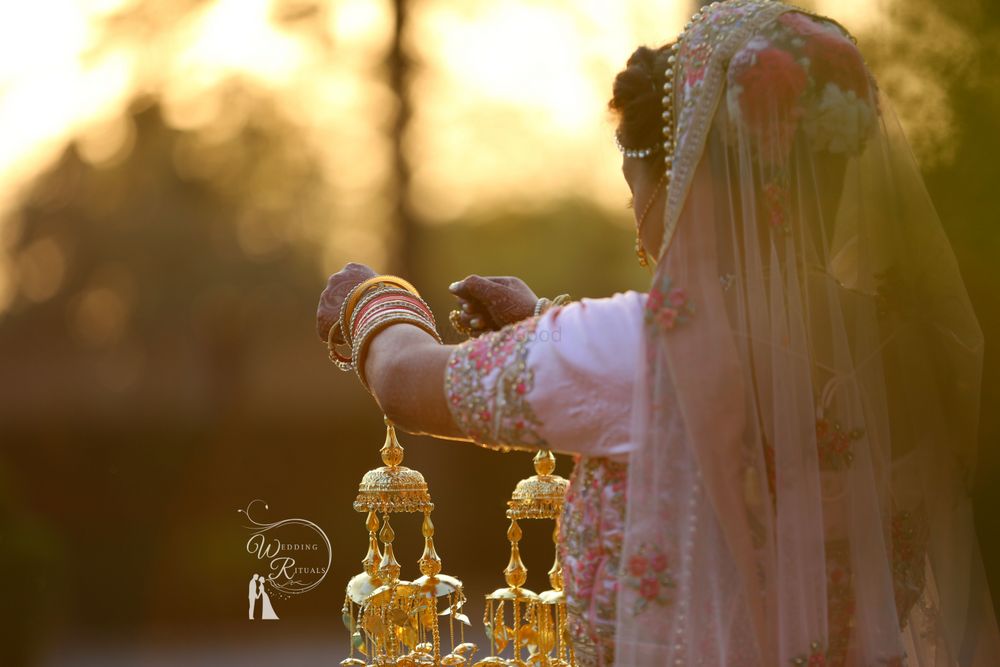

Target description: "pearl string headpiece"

left=615, top=0, right=723, bottom=174
left=613, top=37, right=680, bottom=170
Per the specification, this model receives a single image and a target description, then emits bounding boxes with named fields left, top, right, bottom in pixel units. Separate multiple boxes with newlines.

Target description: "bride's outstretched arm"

left=318, top=264, right=643, bottom=457
left=362, top=323, right=466, bottom=440
left=316, top=264, right=535, bottom=442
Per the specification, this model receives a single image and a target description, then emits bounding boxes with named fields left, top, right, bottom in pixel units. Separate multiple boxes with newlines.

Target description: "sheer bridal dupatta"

left=616, top=2, right=1000, bottom=666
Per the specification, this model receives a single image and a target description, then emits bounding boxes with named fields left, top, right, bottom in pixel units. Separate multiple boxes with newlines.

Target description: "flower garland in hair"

left=725, top=11, right=877, bottom=162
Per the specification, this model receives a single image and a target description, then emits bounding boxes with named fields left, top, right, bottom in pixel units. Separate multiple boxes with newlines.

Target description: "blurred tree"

left=0, top=95, right=335, bottom=650
left=387, top=0, right=419, bottom=278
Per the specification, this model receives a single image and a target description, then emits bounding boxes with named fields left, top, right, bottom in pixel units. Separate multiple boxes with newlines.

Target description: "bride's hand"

left=317, top=262, right=378, bottom=344
left=448, top=275, right=539, bottom=334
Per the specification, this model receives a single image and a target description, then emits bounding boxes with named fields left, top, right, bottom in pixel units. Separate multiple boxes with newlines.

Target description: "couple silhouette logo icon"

left=248, top=574, right=279, bottom=620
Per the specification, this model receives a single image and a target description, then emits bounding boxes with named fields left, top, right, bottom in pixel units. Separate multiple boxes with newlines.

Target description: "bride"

left=317, top=2, right=999, bottom=665
left=258, top=577, right=278, bottom=620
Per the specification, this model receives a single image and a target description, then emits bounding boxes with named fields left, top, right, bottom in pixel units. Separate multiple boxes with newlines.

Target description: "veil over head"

left=616, top=2, right=999, bottom=665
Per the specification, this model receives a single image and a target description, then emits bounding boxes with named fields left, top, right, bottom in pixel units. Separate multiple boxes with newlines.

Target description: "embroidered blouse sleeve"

left=444, top=291, right=646, bottom=460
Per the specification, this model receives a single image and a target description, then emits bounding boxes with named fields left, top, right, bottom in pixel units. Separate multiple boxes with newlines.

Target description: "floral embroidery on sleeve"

left=444, top=317, right=548, bottom=448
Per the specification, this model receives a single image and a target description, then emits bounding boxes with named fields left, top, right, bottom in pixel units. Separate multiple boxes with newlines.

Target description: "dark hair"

left=609, top=44, right=674, bottom=161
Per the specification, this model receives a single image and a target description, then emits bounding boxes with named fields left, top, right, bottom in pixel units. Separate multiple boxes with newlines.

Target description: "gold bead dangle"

left=635, top=235, right=650, bottom=267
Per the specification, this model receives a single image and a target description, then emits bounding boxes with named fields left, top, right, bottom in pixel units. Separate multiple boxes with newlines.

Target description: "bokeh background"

left=0, top=0, right=997, bottom=664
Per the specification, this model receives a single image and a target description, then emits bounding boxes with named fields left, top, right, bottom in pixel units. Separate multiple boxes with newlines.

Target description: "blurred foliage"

left=859, top=0, right=1000, bottom=583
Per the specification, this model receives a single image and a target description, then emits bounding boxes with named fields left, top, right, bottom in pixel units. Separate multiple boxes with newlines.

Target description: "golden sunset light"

left=1, top=2, right=998, bottom=665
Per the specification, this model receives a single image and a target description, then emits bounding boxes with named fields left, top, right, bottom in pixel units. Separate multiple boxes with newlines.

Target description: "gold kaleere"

left=342, top=418, right=471, bottom=667
left=340, top=425, right=574, bottom=666
left=474, top=449, right=575, bottom=667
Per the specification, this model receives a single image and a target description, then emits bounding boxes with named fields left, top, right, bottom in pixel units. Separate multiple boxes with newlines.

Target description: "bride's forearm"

left=363, top=324, right=467, bottom=440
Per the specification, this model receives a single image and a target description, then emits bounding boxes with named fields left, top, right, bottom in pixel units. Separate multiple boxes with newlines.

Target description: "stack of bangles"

left=326, top=275, right=442, bottom=391
left=533, top=293, right=572, bottom=317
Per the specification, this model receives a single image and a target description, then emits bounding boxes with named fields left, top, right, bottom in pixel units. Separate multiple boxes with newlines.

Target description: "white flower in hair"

left=802, top=81, right=875, bottom=155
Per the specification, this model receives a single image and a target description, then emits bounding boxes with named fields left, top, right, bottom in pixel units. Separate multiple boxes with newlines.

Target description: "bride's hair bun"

left=609, top=44, right=672, bottom=161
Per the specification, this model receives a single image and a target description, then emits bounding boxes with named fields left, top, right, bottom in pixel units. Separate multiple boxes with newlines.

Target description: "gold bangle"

left=340, top=275, right=423, bottom=345
left=532, top=298, right=551, bottom=317
left=551, top=293, right=571, bottom=307
left=350, top=289, right=434, bottom=342
left=326, top=321, right=353, bottom=371
left=534, top=293, right=571, bottom=317
left=375, top=275, right=421, bottom=298
left=338, top=281, right=370, bottom=348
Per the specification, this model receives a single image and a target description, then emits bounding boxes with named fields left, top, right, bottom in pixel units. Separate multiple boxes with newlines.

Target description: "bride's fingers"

left=453, top=297, right=478, bottom=315
left=453, top=310, right=478, bottom=330
left=453, top=295, right=500, bottom=330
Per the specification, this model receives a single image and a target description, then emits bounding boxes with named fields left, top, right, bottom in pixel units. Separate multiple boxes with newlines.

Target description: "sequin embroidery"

left=444, top=317, right=548, bottom=448
left=559, top=455, right=628, bottom=667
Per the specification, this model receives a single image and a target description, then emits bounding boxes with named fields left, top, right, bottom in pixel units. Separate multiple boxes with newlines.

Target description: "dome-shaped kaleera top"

left=506, top=449, right=569, bottom=520
left=342, top=420, right=473, bottom=667
left=354, top=421, right=434, bottom=515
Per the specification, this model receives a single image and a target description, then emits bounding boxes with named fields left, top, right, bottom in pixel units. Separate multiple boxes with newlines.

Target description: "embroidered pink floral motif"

left=627, top=554, right=648, bottom=577
left=763, top=177, right=791, bottom=233
left=824, top=540, right=855, bottom=666
left=624, top=542, right=675, bottom=615
left=666, top=0, right=789, bottom=251
left=444, top=318, right=547, bottom=447
left=815, top=416, right=863, bottom=469
left=559, top=456, right=628, bottom=666
left=667, top=287, right=688, bottom=307
left=657, top=308, right=678, bottom=330
left=651, top=551, right=669, bottom=572
left=645, top=275, right=694, bottom=333
left=791, top=641, right=827, bottom=667
left=639, top=577, right=660, bottom=600
left=891, top=508, right=929, bottom=625
left=683, top=39, right=713, bottom=87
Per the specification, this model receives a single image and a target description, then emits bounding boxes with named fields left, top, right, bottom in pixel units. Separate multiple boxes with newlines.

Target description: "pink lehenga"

left=444, top=2, right=1000, bottom=666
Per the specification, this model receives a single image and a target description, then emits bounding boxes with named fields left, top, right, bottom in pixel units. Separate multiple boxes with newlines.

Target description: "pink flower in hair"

left=804, top=30, right=869, bottom=98
left=778, top=11, right=830, bottom=38
left=736, top=47, right=807, bottom=125
left=733, top=46, right=807, bottom=158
